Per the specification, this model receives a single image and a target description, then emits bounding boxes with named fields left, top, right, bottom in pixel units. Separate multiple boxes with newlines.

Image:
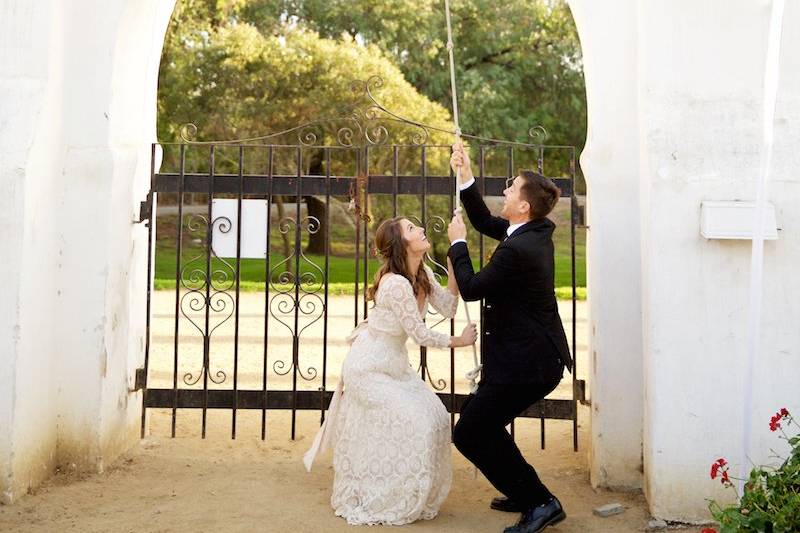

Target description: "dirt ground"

left=0, top=407, right=714, bottom=533
left=0, top=293, right=711, bottom=532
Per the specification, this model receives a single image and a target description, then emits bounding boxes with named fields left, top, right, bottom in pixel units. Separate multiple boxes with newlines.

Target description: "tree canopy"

left=158, top=0, right=585, bottom=150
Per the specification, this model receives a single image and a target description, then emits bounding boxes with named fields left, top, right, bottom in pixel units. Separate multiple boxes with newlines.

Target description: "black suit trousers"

left=453, top=379, right=559, bottom=509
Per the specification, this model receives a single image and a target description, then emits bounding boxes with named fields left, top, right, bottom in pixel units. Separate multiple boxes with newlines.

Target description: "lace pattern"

left=325, top=270, right=454, bottom=525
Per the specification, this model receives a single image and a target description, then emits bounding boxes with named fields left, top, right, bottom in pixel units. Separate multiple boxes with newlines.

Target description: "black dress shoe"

left=503, top=497, right=566, bottom=533
left=491, top=495, right=524, bottom=513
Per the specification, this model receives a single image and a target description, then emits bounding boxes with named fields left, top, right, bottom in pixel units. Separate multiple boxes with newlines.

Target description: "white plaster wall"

left=570, top=0, right=800, bottom=521
left=0, top=0, right=64, bottom=502
left=101, top=0, right=174, bottom=461
left=0, top=0, right=173, bottom=502
left=637, top=0, right=800, bottom=520
left=567, top=0, right=645, bottom=491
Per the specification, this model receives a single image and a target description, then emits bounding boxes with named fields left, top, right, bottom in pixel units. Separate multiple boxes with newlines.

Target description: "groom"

left=447, top=143, right=573, bottom=533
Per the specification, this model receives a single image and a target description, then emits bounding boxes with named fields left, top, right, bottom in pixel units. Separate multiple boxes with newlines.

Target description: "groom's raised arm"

left=447, top=241, right=517, bottom=302
left=451, top=143, right=509, bottom=241
left=459, top=181, right=509, bottom=242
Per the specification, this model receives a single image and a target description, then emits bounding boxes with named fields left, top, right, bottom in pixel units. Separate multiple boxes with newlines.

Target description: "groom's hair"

left=519, top=170, right=560, bottom=219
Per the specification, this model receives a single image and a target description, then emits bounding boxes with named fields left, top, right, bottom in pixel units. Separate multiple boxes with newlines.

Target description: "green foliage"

left=158, top=0, right=454, bottom=175
left=158, top=0, right=585, bottom=178
left=708, top=410, right=800, bottom=533
left=286, top=0, right=585, bottom=147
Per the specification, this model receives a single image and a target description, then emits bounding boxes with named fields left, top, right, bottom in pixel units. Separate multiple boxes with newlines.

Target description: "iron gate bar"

left=153, top=173, right=574, bottom=197
left=449, top=168, right=456, bottom=431
left=292, top=147, right=301, bottom=439
left=171, top=144, right=186, bottom=438
left=506, top=145, right=516, bottom=442
left=261, top=146, right=274, bottom=440
left=353, top=154, right=361, bottom=327
left=392, top=146, right=399, bottom=215
left=232, top=145, right=244, bottom=439
left=419, top=145, right=427, bottom=383
left=202, top=145, right=214, bottom=439
left=142, top=389, right=575, bottom=420
left=570, top=147, right=579, bottom=452
left=139, top=143, right=157, bottom=438
left=363, top=147, right=370, bottom=323
left=538, top=145, right=547, bottom=449
left=320, top=147, right=332, bottom=425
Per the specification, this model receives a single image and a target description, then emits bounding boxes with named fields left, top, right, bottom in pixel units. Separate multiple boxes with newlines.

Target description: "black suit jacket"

left=448, top=182, right=573, bottom=384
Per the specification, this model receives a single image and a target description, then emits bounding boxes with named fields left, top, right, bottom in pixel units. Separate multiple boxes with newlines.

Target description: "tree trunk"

left=304, top=149, right=327, bottom=255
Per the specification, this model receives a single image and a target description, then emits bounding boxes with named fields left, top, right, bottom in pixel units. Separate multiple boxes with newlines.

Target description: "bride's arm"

left=423, top=265, right=459, bottom=319
left=447, top=257, right=458, bottom=296
left=382, top=275, right=468, bottom=348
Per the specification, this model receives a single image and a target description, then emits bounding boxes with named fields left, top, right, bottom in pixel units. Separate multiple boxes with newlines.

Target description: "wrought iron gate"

left=135, top=77, right=586, bottom=449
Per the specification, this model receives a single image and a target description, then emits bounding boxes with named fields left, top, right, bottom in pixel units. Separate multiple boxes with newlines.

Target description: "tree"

left=282, top=0, right=586, bottom=154
left=158, top=3, right=453, bottom=253
left=161, top=0, right=586, bottom=173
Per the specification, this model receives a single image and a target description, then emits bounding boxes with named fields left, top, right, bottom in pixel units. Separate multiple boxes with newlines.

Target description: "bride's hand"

left=459, top=323, right=478, bottom=346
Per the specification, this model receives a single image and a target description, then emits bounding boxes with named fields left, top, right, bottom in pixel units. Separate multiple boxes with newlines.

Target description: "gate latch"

left=574, top=379, right=590, bottom=406
left=134, top=367, right=147, bottom=391
left=134, top=195, right=152, bottom=225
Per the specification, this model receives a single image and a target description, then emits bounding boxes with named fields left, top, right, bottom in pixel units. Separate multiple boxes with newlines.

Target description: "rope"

left=444, top=0, right=481, bottom=394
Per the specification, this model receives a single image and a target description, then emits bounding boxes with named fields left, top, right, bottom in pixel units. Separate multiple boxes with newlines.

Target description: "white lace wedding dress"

left=304, top=266, right=457, bottom=526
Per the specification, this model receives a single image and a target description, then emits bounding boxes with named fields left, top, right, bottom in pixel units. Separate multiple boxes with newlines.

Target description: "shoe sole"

left=490, top=503, right=524, bottom=513
left=502, top=510, right=567, bottom=533
left=535, top=510, right=566, bottom=533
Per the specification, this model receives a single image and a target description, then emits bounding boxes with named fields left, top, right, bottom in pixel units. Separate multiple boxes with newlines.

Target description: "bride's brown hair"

left=366, top=217, right=432, bottom=302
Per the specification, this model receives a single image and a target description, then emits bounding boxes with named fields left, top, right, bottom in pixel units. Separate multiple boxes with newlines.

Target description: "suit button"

left=485, top=331, right=491, bottom=336
left=485, top=304, right=492, bottom=310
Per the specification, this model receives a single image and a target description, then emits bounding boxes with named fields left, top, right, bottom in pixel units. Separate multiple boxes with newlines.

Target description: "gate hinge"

left=573, top=204, right=587, bottom=228
left=135, top=195, right=152, bottom=225
left=574, top=379, right=590, bottom=406
left=134, top=367, right=147, bottom=391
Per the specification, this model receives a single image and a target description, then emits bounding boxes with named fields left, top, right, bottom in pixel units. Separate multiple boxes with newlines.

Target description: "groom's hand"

left=450, top=142, right=474, bottom=184
left=448, top=210, right=467, bottom=243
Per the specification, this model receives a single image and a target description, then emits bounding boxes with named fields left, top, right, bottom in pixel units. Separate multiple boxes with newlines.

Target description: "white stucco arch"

left=570, top=0, right=800, bottom=520
left=0, top=0, right=173, bottom=503
left=2, top=0, right=799, bottom=523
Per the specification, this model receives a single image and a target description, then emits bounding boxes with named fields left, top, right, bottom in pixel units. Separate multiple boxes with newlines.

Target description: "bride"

left=304, top=216, right=477, bottom=526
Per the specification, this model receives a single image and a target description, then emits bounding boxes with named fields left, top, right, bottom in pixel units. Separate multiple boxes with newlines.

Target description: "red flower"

left=701, top=529, right=718, bottom=533
left=710, top=458, right=732, bottom=486
left=780, top=407, right=789, bottom=417
left=770, top=414, right=781, bottom=432
left=710, top=458, right=727, bottom=480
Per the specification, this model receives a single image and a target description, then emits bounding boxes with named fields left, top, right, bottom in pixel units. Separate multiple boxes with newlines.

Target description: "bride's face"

left=400, top=219, right=430, bottom=255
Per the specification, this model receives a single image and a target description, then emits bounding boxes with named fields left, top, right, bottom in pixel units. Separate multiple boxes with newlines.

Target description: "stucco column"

left=567, top=0, right=645, bottom=491
left=0, top=0, right=174, bottom=503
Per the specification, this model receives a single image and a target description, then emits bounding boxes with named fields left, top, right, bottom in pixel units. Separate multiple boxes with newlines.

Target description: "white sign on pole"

left=211, top=199, right=269, bottom=259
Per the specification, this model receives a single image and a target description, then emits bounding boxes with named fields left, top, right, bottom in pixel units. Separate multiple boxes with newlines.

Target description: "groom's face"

left=501, top=176, right=530, bottom=220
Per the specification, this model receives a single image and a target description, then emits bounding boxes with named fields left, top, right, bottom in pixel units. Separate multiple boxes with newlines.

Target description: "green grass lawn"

left=154, top=242, right=586, bottom=299
left=153, top=211, right=587, bottom=298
